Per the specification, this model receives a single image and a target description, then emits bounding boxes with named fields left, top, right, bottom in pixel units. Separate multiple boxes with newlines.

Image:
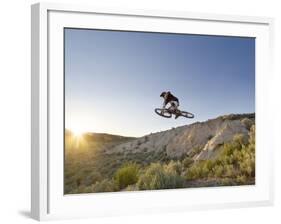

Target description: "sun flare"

left=70, top=127, right=86, bottom=139
left=71, top=127, right=86, bottom=139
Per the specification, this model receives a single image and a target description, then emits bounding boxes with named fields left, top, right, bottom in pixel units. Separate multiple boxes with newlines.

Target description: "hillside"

left=106, top=113, right=255, bottom=160
left=65, top=130, right=135, bottom=153
left=64, top=113, right=255, bottom=194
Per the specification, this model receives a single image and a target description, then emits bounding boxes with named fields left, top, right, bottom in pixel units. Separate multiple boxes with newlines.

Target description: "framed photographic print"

left=31, top=2, right=274, bottom=221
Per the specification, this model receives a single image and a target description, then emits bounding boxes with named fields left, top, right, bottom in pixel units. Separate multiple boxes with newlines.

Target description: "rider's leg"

left=162, top=102, right=167, bottom=114
left=174, top=101, right=180, bottom=119
left=174, top=101, right=179, bottom=110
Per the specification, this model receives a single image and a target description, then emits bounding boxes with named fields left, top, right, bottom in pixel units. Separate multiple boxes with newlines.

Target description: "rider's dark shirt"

left=164, top=92, right=179, bottom=105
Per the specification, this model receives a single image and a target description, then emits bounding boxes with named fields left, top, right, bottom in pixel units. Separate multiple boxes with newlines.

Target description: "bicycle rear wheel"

left=154, top=108, right=172, bottom=118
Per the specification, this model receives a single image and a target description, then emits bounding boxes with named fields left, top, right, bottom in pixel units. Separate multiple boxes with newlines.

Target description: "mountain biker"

left=160, top=91, right=180, bottom=119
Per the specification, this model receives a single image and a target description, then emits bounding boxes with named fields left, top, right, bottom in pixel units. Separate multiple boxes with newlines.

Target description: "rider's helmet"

left=160, top=91, right=167, bottom=97
left=160, top=91, right=171, bottom=98
left=160, top=92, right=167, bottom=97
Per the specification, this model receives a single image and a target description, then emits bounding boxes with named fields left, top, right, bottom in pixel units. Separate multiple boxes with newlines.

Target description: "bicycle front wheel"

left=154, top=108, right=172, bottom=118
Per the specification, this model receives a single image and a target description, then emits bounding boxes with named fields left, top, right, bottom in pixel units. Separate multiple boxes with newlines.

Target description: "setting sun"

left=68, top=123, right=88, bottom=139
left=66, top=127, right=88, bottom=150
left=72, top=128, right=85, bottom=138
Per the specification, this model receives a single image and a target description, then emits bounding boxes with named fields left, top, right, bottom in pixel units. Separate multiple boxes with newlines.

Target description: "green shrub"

left=236, top=175, right=247, bottom=184
left=114, top=163, right=140, bottom=189
left=220, top=178, right=233, bottom=186
left=204, top=160, right=214, bottom=171
left=185, top=166, right=197, bottom=180
left=137, top=163, right=184, bottom=190
left=213, top=164, right=224, bottom=178
left=233, top=134, right=248, bottom=147
left=185, top=160, right=214, bottom=180
left=249, top=125, right=255, bottom=146
left=224, top=164, right=235, bottom=177
left=69, top=185, right=93, bottom=194
left=165, top=160, right=183, bottom=175
left=82, top=171, right=102, bottom=186
left=182, top=157, right=193, bottom=168
left=91, top=179, right=117, bottom=192
left=125, top=184, right=139, bottom=191
left=241, top=118, right=253, bottom=130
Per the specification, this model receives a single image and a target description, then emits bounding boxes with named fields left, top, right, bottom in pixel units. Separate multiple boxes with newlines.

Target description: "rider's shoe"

left=174, top=109, right=180, bottom=119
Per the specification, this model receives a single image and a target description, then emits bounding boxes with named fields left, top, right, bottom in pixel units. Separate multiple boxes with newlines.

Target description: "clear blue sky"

left=65, top=28, right=255, bottom=137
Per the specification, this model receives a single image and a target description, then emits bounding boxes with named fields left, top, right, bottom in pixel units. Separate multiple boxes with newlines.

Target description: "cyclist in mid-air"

left=160, top=91, right=180, bottom=119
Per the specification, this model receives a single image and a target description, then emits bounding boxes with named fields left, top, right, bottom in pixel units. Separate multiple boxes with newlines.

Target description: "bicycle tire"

left=154, top=108, right=172, bottom=118
left=179, top=111, right=194, bottom=118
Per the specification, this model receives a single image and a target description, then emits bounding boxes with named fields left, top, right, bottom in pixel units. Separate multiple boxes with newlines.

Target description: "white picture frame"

left=31, top=2, right=274, bottom=221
